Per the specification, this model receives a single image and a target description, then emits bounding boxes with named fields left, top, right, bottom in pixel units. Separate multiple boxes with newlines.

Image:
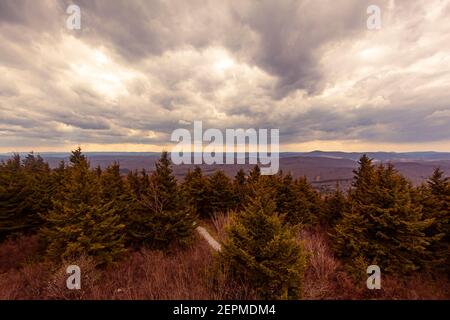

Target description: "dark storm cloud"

left=58, top=114, right=110, bottom=130
left=0, top=0, right=449, bottom=151
left=234, top=0, right=374, bottom=97
left=0, top=0, right=65, bottom=30
left=70, top=0, right=228, bottom=59
left=277, top=102, right=450, bottom=145
left=65, top=0, right=379, bottom=97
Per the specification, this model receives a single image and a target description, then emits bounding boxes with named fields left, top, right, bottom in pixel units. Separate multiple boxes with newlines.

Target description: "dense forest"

left=0, top=148, right=448, bottom=299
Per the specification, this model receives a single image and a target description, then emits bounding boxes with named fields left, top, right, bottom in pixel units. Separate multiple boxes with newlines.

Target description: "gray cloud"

left=0, top=0, right=449, bottom=152
left=67, top=0, right=376, bottom=96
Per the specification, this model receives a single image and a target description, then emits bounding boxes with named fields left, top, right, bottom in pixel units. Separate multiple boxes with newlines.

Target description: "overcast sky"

left=0, top=0, right=449, bottom=152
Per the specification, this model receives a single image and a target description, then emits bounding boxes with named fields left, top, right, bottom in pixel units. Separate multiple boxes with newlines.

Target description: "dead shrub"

left=45, top=255, right=100, bottom=300
left=0, top=235, right=41, bottom=273
left=0, top=232, right=448, bottom=300
left=210, top=212, right=231, bottom=242
left=0, top=262, right=49, bottom=299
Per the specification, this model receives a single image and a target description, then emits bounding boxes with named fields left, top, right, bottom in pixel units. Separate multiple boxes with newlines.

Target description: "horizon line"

left=1, top=150, right=449, bottom=155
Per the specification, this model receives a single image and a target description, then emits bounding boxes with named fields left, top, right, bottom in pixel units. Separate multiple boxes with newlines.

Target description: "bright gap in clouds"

left=0, top=0, right=449, bottom=152
left=65, top=37, right=138, bottom=101
left=214, top=56, right=235, bottom=73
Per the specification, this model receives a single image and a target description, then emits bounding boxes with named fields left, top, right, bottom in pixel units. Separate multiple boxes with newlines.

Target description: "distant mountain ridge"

left=1, top=151, right=449, bottom=192
left=2, top=151, right=450, bottom=161
left=281, top=151, right=450, bottom=161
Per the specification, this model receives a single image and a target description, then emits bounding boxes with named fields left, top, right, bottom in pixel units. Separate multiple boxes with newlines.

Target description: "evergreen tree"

left=333, top=157, right=433, bottom=275
left=259, top=172, right=321, bottom=226
left=0, top=153, right=52, bottom=239
left=275, top=173, right=300, bottom=224
left=22, top=153, right=53, bottom=226
left=127, top=170, right=140, bottom=197
left=234, top=168, right=246, bottom=186
left=129, top=152, right=196, bottom=249
left=100, top=162, right=130, bottom=205
left=69, top=147, right=86, bottom=166
left=181, top=166, right=211, bottom=218
left=52, top=160, right=67, bottom=194
left=127, top=169, right=150, bottom=200
left=94, top=165, right=102, bottom=178
left=349, top=154, right=376, bottom=204
left=100, top=162, right=135, bottom=241
left=264, top=171, right=283, bottom=191
left=247, top=165, right=261, bottom=185
left=0, top=155, right=27, bottom=239
left=208, top=170, right=236, bottom=213
left=233, top=168, right=248, bottom=209
left=293, top=176, right=322, bottom=225
left=148, top=151, right=180, bottom=211
left=233, top=169, right=322, bottom=227
left=220, top=181, right=308, bottom=299
left=420, top=168, right=450, bottom=271
left=323, top=183, right=347, bottom=227
left=41, top=148, right=126, bottom=265
left=243, top=165, right=262, bottom=201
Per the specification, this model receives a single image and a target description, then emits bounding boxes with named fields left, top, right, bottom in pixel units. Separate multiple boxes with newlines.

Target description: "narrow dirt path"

left=196, top=226, right=221, bottom=252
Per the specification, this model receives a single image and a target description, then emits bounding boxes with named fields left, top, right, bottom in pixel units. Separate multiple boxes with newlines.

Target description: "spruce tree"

left=349, top=154, right=376, bottom=204
left=100, top=162, right=135, bottom=242
left=0, top=155, right=26, bottom=239
left=127, top=169, right=150, bottom=200
left=52, top=160, right=67, bottom=193
left=244, top=165, right=262, bottom=201
left=148, top=151, right=180, bottom=211
left=0, top=153, right=52, bottom=239
left=275, top=173, right=312, bottom=226
left=100, top=162, right=130, bottom=205
left=323, top=183, right=347, bottom=227
left=420, top=168, right=449, bottom=271
left=129, top=151, right=196, bottom=249
left=22, top=153, right=53, bottom=227
left=94, top=165, right=102, bottom=178
left=247, top=165, right=261, bottom=185
left=220, top=181, right=308, bottom=299
left=208, top=170, right=236, bottom=213
left=127, top=170, right=140, bottom=197
left=181, top=166, right=211, bottom=218
left=291, top=176, right=322, bottom=226
left=333, top=157, right=433, bottom=275
left=233, top=168, right=248, bottom=209
left=41, top=148, right=126, bottom=265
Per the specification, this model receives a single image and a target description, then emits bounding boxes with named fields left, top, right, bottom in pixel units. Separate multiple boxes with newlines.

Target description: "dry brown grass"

left=45, top=255, right=100, bottom=300
left=0, top=227, right=448, bottom=300
left=301, top=229, right=340, bottom=299
left=210, top=211, right=231, bottom=242
left=0, top=235, right=41, bottom=273
left=90, top=240, right=221, bottom=299
left=0, top=234, right=255, bottom=300
left=299, top=228, right=450, bottom=300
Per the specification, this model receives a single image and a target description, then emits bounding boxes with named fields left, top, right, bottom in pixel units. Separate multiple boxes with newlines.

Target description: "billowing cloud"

left=0, top=0, right=449, bottom=152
